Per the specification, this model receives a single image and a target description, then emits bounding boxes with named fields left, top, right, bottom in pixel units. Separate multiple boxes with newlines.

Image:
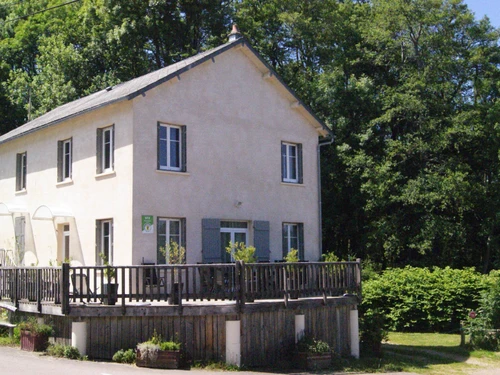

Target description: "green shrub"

left=296, top=336, right=331, bottom=354
left=47, top=344, right=80, bottom=359
left=113, top=348, right=136, bottom=363
left=18, top=317, right=53, bottom=336
left=362, top=266, right=487, bottom=333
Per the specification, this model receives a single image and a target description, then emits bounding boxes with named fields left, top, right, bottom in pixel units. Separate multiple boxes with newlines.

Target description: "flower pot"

left=168, top=282, right=183, bottom=305
left=136, top=349, right=183, bottom=369
left=20, top=330, right=49, bottom=352
left=295, top=351, right=332, bottom=370
left=103, top=283, right=118, bottom=305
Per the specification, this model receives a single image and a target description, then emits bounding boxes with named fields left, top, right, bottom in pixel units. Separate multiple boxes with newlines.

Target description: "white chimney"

left=228, top=24, right=242, bottom=42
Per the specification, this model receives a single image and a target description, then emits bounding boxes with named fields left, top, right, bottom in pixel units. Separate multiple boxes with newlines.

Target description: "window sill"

left=95, top=170, right=116, bottom=180
left=156, top=170, right=190, bottom=176
left=15, top=189, right=27, bottom=196
left=56, top=179, right=74, bottom=188
left=280, top=182, right=305, bottom=187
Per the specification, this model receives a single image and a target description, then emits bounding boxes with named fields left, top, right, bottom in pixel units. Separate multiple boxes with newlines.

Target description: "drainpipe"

left=317, top=135, right=334, bottom=258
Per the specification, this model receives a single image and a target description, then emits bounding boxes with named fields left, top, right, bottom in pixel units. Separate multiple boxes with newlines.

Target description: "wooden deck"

left=0, top=260, right=361, bottom=316
left=1, top=261, right=361, bottom=364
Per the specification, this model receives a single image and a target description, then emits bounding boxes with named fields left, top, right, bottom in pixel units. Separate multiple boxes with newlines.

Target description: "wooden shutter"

left=253, top=221, right=270, bottom=262
left=181, top=125, right=187, bottom=172
left=157, top=122, right=161, bottom=170
left=95, top=220, right=102, bottom=265
left=202, top=218, right=221, bottom=263
left=298, top=223, right=305, bottom=260
left=280, top=143, right=285, bottom=182
left=282, top=224, right=288, bottom=259
left=297, top=143, right=303, bottom=184
left=181, top=218, right=187, bottom=249
left=57, top=141, right=63, bottom=182
left=111, top=125, right=115, bottom=170
left=16, top=153, right=22, bottom=191
left=96, top=128, right=103, bottom=174
left=69, top=137, right=73, bottom=179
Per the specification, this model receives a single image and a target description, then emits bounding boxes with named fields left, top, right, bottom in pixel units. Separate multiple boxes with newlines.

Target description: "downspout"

left=317, top=135, right=334, bottom=258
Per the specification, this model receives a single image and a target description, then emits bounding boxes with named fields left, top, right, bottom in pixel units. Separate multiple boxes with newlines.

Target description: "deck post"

left=36, top=268, right=42, bottom=312
left=226, top=320, right=241, bottom=366
left=236, top=261, right=244, bottom=309
left=61, top=263, right=70, bottom=315
left=350, top=307, right=360, bottom=359
left=13, top=268, right=18, bottom=308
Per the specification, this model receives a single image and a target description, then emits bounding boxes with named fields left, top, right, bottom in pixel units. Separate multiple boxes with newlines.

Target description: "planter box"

left=136, top=349, right=183, bottom=369
left=20, top=330, right=49, bottom=352
left=295, top=352, right=332, bottom=370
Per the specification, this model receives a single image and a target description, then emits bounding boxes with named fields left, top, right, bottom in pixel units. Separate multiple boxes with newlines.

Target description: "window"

left=282, top=223, right=304, bottom=260
left=201, top=219, right=270, bottom=263
left=96, top=219, right=113, bottom=265
left=157, top=122, right=186, bottom=172
left=16, top=152, right=27, bottom=191
left=220, top=221, right=248, bottom=262
left=157, top=218, right=186, bottom=264
left=96, top=126, right=114, bottom=174
left=281, top=142, right=302, bottom=183
left=62, top=224, right=70, bottom=261
left=57, top=138, right=72, bottom=182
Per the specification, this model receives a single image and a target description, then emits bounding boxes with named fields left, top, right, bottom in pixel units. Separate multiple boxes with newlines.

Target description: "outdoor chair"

left=71, top=273, right=100, bottom=304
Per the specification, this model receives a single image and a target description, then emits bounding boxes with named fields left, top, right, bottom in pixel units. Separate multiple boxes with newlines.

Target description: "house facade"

left=0, top=33, right=332, bottom=268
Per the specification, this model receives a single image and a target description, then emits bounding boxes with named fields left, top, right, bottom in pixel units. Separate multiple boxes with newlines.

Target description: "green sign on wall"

left=142, top=215, right=154, bottom=234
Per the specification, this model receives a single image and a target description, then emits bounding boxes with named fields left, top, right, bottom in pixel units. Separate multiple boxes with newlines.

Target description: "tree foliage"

left=1, top=0, right=500, bottom=271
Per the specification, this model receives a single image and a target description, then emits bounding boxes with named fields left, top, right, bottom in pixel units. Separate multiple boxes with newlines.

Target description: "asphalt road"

left=0, top=346, right=419, bottom=375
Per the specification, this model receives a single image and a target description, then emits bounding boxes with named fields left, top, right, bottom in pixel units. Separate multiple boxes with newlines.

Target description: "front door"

left=220, top=221, right=248, bottom=262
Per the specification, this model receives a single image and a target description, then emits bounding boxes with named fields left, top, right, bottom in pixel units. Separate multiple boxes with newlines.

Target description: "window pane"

left=169, top=220, right=180, bottom=236
left=159, top=126, right=167, bottom=140
left=170, top=127, right=179, bottom=141
left=170, top=140, right=179, bottom=168
left=221, top=221, right=247, bottom=229
left=159, top=140, right=167, bottom=167
left=281, top=144, right=287, bottom=179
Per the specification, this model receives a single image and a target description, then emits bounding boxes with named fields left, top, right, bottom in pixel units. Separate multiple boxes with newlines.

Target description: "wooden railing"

left=0, top=260, right=361, bottom=314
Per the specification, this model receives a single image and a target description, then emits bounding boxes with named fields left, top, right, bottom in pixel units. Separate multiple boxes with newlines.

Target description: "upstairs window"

left=16, top=152, right=27, bottom=191
left=158, top=122, right=186, bottom=172
left=57, top=138, right=72, bottom=182
left=281, top=142, right=302, bottom=184
left=97, top=125, right=114, bottom=174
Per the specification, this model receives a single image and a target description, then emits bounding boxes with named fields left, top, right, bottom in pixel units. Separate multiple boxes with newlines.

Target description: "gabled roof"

left=0, top=38, right=332, bottom=145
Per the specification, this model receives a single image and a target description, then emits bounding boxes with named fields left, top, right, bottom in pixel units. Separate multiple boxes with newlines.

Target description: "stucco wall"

left=0, top=101, right=134, bottom=266
left=131, top=47, right=321, bottom=264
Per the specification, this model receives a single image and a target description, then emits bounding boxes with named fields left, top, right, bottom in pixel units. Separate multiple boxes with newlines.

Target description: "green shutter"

left=202, top=218, right=221, bottom=263
left=282, top=224, right=288, bottom=259
left=297, top=143, right=303, bottom=184
left=95, top=220, right=102, bottom=265
left=96, top=128, right=103, bottom=174
left=111, top=125, right=115, bottom=170
left=157, top=122, right=161, bottom=170
left=181, top=218, right=187, bottom=249
left=57, top=141, right=63, bottom=182
left=298, top=223, right=305, bottom=260
left=253, top=221, right=270, bottom=262
left=16, top=153, right=22, bottom=191
left=69, top=137, right=73, bottom=179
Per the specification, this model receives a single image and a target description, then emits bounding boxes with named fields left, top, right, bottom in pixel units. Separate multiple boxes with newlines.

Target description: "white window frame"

left=283, top=223, right=299, bottom=254
left=97, top=219, right=113, bottom=265
left=16, top=152, right=27, bottom=191
left=102, top=126, right=114, bottom=173
left=62, top=139, right=72, bottom=180
left=158, top=123, right=182, bottom=171
left=282, top=142, right=298, bottom=183
left=221, top=221, right=249, bottom=262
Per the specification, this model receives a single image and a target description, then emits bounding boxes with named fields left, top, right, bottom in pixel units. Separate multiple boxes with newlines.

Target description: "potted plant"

left=19, top=317, right=53, bottom=352
left=160, top=241, right=186, bottom=305
left=295, top=336, right=332, bottom=370
left=136, top=330, right=183, bottom=369
left=284, top=249, right=300, bottom=299
left=226, top=242, right=257, bottom=301
left=100, top=252, right=118, bottom=305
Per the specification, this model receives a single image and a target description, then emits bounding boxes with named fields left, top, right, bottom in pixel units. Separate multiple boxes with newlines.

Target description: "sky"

left=463, top=0, right=500, bottom=28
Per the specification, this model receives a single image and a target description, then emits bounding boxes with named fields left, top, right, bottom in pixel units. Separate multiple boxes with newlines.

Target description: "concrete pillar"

left=71, top=321, right=87, bottom=356
left=350, top=309, right=360, bottom=359
left=295, top=314, right=305, bottom=343
left=226, top=320, right=241, bottom=367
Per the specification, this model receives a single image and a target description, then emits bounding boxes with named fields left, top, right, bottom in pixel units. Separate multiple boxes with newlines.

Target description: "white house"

left=0, top=28, right=332, bottom=268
